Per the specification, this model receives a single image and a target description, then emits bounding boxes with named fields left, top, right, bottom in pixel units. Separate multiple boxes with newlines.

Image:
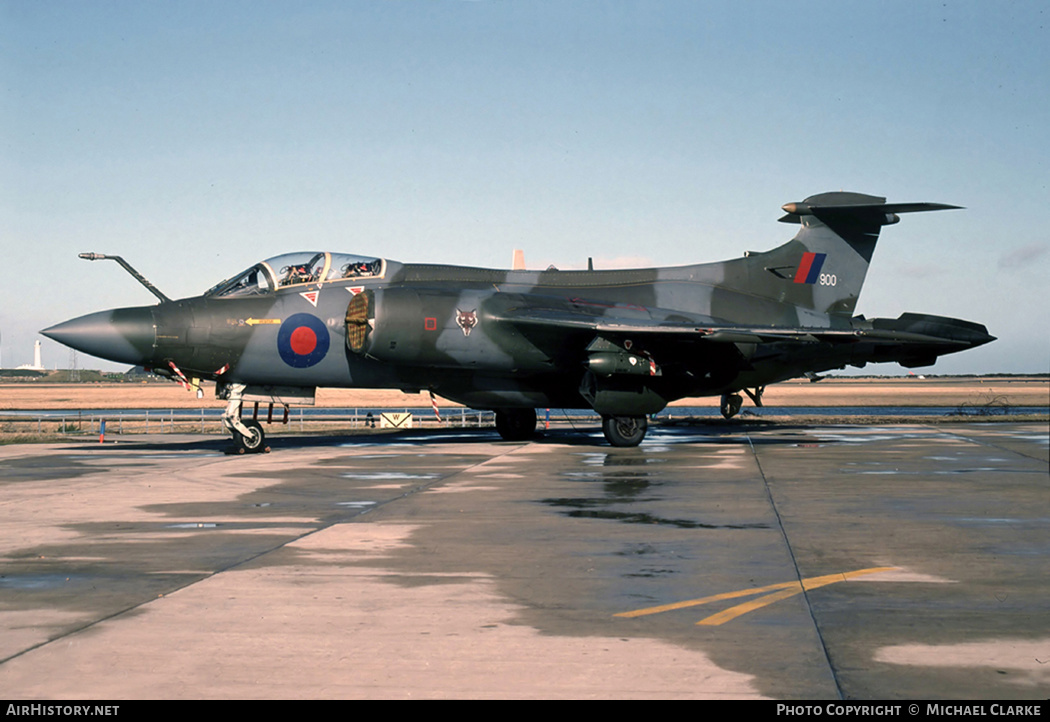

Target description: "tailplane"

left=753, top=192, right=960, bottom=317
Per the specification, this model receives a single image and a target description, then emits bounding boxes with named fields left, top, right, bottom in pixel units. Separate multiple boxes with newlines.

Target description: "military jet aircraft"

left=42, top=191, right=994, bottom=449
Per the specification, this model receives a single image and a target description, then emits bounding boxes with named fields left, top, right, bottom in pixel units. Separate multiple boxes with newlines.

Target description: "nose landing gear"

left=220, top=383, right=271, bottom=454
left=234, top=419, right=266, bottom=454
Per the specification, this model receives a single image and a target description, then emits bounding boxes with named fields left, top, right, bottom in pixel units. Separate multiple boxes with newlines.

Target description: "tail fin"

left=752, top=192, right=961, bottom=317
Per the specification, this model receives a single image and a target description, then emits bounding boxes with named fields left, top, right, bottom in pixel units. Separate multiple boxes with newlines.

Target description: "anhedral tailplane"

left=744, top=192, right=961, bottom=317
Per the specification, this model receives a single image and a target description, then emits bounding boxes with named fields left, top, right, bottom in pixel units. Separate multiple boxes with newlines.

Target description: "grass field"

left=1, top=377, right=1045, bottom=444
left=1, top=377, right=1047, bottom=411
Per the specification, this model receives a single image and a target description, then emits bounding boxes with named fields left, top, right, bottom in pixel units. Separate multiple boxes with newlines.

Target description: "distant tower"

left=69, top=349, right=80, bottom=382
left=15, top=340, right=46, bottom=372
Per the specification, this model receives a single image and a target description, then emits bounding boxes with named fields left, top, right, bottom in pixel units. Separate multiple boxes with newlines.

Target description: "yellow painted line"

left=801, top=567, right=898, bottom=590
left=698, top=584, right=803, bottom=626
left=615, top=580, right=797, bottom=618
left=616, top=566, right=898, bottom=626
left=245, top=318, right=282, bottom=326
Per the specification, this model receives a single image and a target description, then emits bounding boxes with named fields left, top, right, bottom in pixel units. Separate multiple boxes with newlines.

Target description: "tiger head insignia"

left=456, top=309, right=478, bottom=337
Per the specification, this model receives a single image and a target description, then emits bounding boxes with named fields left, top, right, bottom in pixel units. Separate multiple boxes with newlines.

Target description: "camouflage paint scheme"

left=43, top=192, right=994, bottom=448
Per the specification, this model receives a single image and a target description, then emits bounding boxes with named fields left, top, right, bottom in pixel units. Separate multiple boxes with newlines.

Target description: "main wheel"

left=720, top=393, right=743, bottom=419
left=235, top=420, right=266, bottom=453
left=601, top=415, right=647, bottom=447
left=494, top=408, right=537, bottom=441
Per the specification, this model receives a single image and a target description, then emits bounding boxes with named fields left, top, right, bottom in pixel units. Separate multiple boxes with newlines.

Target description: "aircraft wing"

left=491, top=301, right=986, bottom=349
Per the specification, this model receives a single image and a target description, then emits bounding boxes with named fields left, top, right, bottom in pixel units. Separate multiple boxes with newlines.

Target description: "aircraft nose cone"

left=41, top=307, right=156, bottom=366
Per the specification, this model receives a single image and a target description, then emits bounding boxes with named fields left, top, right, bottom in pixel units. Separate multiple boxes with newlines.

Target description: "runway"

left=0, top=421, right=1046, bottom=699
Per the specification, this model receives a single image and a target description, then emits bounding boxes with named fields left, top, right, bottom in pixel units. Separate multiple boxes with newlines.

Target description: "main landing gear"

left=221, top=383, right=271, bottom=454
left=720, top=386, right=765, bottom=419
left=720, top=393, right=743, bottom=419
left=601, top=415, right=647, bottom=447
left=494, top=408, right=538, bottom=441
left=494, top=408, right=649, bottom=447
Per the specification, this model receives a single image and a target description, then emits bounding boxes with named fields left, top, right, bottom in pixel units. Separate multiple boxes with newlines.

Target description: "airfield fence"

left=5, top=405, right=1044, bottom=440
left=0, top=408, right=510, bottom=438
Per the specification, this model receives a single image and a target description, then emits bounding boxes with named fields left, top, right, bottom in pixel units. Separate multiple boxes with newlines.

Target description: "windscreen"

left=205, top=252, right=384, bottom=297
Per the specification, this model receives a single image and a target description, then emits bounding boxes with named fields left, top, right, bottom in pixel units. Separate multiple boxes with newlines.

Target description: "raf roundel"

left=277, top=313, right=330, bottom=368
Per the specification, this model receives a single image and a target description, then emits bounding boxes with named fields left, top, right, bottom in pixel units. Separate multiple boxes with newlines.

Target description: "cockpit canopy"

left=206, top=252, right=385, bottom=298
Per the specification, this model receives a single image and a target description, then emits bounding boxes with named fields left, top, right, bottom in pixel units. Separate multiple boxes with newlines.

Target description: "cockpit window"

left=205, top=264, right=275, bottom=298
left=273, top=252, right=329, bottom=287
left=332, top=254, right=383, bottom=279
left=205, top=252, right=384, bottom=297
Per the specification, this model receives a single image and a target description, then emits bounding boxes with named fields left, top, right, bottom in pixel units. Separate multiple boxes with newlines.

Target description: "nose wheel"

left=234, top=420, right=267, bottom=454
left=220, top=383, right=271, bottom=454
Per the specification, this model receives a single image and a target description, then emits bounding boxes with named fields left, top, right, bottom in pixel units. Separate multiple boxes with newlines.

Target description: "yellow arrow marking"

left=615, top=566, right=897, bottom=626
left=245, top=318, right=282, bottom=326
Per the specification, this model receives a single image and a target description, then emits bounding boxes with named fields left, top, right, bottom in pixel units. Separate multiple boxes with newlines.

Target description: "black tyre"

left=494, top=408, right=538, bottom=441
left=235, top=420, right=266, bottom=453
left=601, top=415, right=647, bottom=447
left=720, top=393, right=743, bottom=419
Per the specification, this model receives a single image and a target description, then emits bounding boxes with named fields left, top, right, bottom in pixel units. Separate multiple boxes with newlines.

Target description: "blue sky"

left=2, top=1, right=1047, bottom=374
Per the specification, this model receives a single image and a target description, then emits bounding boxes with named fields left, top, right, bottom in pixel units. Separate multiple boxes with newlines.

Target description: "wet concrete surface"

left=0, top=421, right=1046, bottom=699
